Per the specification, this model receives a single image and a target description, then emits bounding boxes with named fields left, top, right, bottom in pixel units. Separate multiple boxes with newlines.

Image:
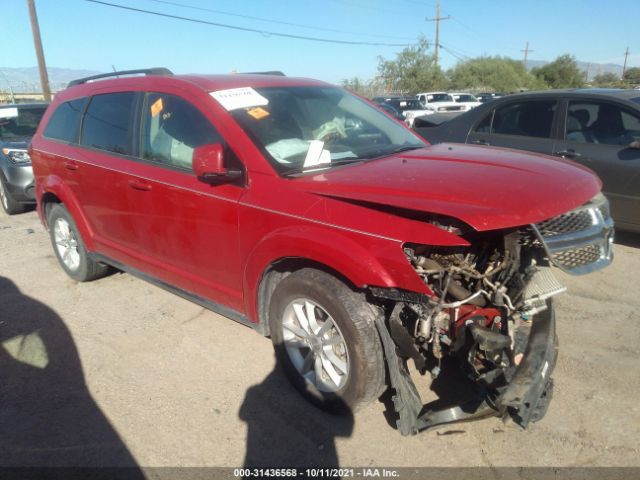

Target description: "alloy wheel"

left=281, top=298, right=350, bottom=392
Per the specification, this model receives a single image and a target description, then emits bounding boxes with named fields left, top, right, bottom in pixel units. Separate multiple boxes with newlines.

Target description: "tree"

left=447, top=56, right=544, bottom=92
left=592, top=72, right=620, bottom=87
left=531, top=54, right=585, bottom=88
left=623, top=67, right=640, bottom=85
left=376, top=37, right=447, bottom=93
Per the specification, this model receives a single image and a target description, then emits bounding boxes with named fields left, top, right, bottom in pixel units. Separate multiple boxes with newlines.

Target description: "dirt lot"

left=1, top=209, right=639, bottom=471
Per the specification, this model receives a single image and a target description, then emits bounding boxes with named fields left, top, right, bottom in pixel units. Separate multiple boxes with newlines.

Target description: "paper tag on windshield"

left=0, top=107, right=19, bottom=119
left=210, top=87, right=268, bottom=111
left=303, top=140, right=330, bottom=168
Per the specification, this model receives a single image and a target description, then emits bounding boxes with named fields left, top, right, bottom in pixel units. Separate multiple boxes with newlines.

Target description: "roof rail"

left=241, top=71, right=286, bottom=76
left=68, top=68, right=174, bottom=87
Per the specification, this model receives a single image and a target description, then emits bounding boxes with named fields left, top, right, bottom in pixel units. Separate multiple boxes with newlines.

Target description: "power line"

left=144, top=0, right=414, bottom=41
left=84, top=0, right=412, bottom=47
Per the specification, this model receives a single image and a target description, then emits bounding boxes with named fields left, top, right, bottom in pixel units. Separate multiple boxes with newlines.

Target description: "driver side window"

left=141, top=93, right=221, bottom=169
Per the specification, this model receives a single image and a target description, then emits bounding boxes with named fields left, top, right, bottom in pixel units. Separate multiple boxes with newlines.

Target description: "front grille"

left=551, top=245, right=602, bottom=269
left=536, top=210, right=593, bottom=237
left=532, top=193, right=614, bottom=275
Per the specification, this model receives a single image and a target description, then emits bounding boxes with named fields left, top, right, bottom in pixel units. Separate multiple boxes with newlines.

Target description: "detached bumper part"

left=375, top=307, right=557, bottom=435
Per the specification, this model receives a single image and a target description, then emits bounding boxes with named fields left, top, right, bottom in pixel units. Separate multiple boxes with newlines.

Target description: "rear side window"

left=567, top=101, right=640, bottom=146
left=43, top=98, right=87, bottom=143
left=491, top=100, right=557, bottom=138
left=81, top=93, right=136, bottom=155
left=141, top=93, right=221, bottom=169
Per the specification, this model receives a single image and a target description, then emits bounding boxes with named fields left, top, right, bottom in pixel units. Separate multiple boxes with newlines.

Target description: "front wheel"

left=268, top=268, right=385, bottom=413
left=47, top=204, right=109, bottom=282
left=0, top=176, right=26, bottom=215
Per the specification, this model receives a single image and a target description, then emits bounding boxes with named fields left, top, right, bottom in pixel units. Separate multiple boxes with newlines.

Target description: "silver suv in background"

left=0, top=103, right=48, bottom=214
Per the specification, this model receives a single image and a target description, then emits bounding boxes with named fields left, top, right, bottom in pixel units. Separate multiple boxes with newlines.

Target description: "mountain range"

left=0, top=60, right=627, bottom=93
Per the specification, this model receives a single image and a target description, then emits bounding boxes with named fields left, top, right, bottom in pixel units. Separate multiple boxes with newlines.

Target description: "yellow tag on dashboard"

left=151, top=98, right=164, bottom=117
left=247, top=107, right=270, bottom=120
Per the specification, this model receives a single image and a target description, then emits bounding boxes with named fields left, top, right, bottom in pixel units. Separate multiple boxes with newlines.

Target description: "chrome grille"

left=532, top=193, right=614, bottom=275
left=536, top=210, right=594, bottom=236
left=551, top=245, right=602, bottom=269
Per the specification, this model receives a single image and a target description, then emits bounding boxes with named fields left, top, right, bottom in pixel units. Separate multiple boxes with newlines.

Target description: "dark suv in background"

left=0, top=103, right=48, bottom=214
left=415, top=89, right=640, bottom=232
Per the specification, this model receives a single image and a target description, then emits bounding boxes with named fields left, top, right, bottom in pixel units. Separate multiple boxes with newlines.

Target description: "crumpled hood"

left=295, top=144, right=601, bottom=231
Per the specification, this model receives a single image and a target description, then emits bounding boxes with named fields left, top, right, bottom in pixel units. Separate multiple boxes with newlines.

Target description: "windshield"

left=228, top=86, right=425, bottom=175
left=0, top=106, right=47, bottom=140
left=453, top=94, right=477, bottom=102
left=391, top=99, right=424, bottom=111
left=428, top=93, right=453, bottom=102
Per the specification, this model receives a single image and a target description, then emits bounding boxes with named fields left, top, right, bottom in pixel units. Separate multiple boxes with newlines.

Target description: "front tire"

left=0, top=176, right=26, bottom=215
left=47, top=204, right=109, bottom=282
left=268, top=268, right=385, bottom=413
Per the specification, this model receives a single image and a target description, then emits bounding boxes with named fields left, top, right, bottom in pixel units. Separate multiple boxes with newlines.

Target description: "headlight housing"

left=2, top=148, right=31, bottom=165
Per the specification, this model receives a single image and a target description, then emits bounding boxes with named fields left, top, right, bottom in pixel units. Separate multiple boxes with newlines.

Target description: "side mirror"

left=192, top=144, right=242, bottom=184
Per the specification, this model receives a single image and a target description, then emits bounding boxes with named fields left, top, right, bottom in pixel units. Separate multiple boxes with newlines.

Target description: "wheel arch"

left=37, top=177, right=96, bottom=251
left=242, top=225, right=422, bottom=334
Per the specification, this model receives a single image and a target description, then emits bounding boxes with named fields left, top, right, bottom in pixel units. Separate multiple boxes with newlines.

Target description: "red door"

left=124, top=92, right=245, bottom=311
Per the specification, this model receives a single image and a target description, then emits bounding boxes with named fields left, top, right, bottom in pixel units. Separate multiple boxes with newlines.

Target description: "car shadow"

left=239, top=364, right=353, bottom=468
left=0, top=276, right=142, bottom=472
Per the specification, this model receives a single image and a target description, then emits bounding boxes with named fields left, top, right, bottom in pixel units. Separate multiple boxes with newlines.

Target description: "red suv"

left=30, top=68, right=613, bottom=435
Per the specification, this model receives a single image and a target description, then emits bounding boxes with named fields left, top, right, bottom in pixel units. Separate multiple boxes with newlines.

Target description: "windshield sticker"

left=0, top=107, right=19, bottom=119
left=150, top=98, right=164, bottom=117
left=303, top=140, right=331, bottom=168
left=246, top=107, right=270, bottom=120
left=210, top=87, right=268, bottom=111
left=400, top=101, right=407, bottom=107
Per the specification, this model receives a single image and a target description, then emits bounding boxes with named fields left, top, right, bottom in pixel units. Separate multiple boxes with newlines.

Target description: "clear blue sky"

left=4, top=0, right=639, bottom=83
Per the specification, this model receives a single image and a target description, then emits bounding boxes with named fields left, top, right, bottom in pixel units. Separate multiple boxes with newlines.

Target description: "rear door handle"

left=64, top=161, right=78, bottom=171
left=128, top=179, right=152, bottom=191
left=471, top=139, right=489, bottom=146
left=555, top=149, right=582, bottom=159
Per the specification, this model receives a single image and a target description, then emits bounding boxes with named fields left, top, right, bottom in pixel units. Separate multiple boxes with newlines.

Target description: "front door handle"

left=128, top=179, right=152, bottom=191
left=64, top=161, right=78, bottom=171
left=471, top=139, right=489, bottom=146
left=555, top=149, right=582, bottom=159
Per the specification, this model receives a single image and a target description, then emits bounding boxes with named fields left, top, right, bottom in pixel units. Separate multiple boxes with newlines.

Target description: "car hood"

left=295, top=144, right=601, bottom=232
left=0, top=139, right=30, bottom=149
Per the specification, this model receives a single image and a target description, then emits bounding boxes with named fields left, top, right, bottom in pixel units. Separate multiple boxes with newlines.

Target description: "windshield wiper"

left=281, top=158, right=363, bottom=177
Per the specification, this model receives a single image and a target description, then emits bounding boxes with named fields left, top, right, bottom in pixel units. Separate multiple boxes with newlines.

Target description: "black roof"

left=502, top=88, right=640, bottom=102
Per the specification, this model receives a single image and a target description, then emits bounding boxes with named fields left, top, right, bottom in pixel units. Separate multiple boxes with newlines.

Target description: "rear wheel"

left=268, top=268, right=385, bottom=413
left=47, top=204, right=109, bottom=282
left=0, top=176, right=26, bottom=215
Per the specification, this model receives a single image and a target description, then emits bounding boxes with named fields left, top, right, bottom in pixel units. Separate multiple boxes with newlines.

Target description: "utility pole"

left=426, top=0, right=450, bottom=67
left=521, top=41, right=534, bottom=70
left=622, top=46, right=630, bottom=80
left=27, top=0, right=51, bottom=101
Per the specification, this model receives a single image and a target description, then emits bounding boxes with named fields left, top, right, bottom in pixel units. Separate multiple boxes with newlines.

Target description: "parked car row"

left=372, top=92, right=487, bottom=127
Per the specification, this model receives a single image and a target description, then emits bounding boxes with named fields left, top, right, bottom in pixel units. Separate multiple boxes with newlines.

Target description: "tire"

left=268, top=268, right=385, bottom=413
left=0, top=175, right=26, bottom=215
left=47, top=203, right=109, bottom=282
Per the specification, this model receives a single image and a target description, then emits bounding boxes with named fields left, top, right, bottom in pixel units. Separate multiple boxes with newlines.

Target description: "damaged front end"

left=369, top=193, right=613, bottom=435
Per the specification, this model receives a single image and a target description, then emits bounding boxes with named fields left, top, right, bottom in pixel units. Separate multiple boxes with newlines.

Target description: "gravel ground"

left=1, top=210, right=639, bottom=472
